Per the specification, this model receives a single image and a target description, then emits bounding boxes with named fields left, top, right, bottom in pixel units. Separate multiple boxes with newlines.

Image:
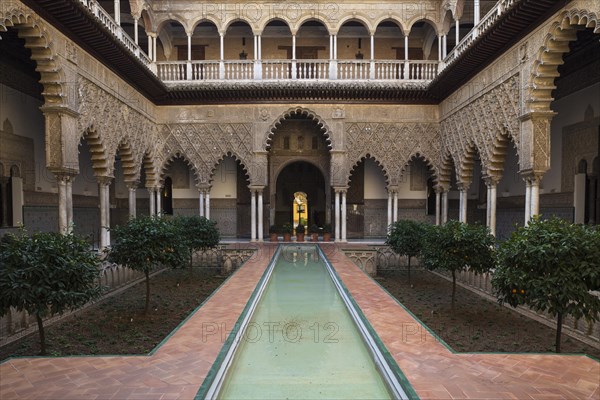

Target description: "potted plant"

left=296, top=223, right=306, bottom=242
left=309, top=224, right=320, bottom=242
left=269, top=225, right=279, bottom=242
left=282, top=223, right=293, bottom=242
left=322, top=223, right=332, bottom=242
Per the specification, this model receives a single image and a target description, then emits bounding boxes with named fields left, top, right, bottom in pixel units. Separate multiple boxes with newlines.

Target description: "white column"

left=127, top=183, right=137, bottom=219
left=455, top=19, right=460, bottom=45
left=99, top=179, right=110, bottom=249
left=153, top=36, right=157, bottom=62
left=148, top=188, right=155, bottom=216
left=530, top=177, right=540, bottom=219
left=474, top=0, right=480, bottom=25
left=441, top=190, right=448, bottom=224
left=333, top=35, right=337, bottom=60
left=156, top=187, right=162, bottom=215
left=404, top=36, right=409, bottom=60
left=393, top=191, right=399, bottom=222
left=292, top=34, right=296, bottom=59
left=442, top=34, right=447, bottom=58
left=66, top=177, right=73, bottom=231
left=334, top=190, right=340, bottom=241
left=187, top=34, right=192, bottom=60
left=205, top=192, right=210, bottom=219
left=341, top=190, right=347, bottom=242
left=199, top=189, right=205, bottom=217
left=57, top=176, right=68, bottom=234
left=438, top=35, right=442, bottom=61
left=459, top=188, right=468, bottom=223
left=148, top=34, right=153, bottom=59
left=370, top=34, right=375, bottom=60
left=253, top=35, right=258, bottom=59
left=329, top=35, right=333, bottom=59
left=250, top=189, right=257, bottom=241
left=387, top=190, right=393, bottom=228
left=114, top=0, right=120, bottom=25
left=258, top=35, right=262, bottom=59
left=435, top=189, right=441, bottom=225
left=219, top=33, right=225, bottom=79
left=134, top=18, right=139, bottom=44
left=524, top=178, right=531, bottom=224
left=257, top=189, right=264, bottom=242
left=488, top=183, right=497, bottom=236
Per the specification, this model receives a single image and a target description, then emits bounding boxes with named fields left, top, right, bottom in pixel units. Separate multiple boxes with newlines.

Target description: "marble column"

left=199, top=189, right=205, bottom=217
left=387, top=190, right=393, bottom=229
left=134, top=17, right=139, bottom=44
left=156, top=186, right=162, bottom=216
left=474, top=0, right=480, bottom=25
left=524, top=178, right=531, bottom=224
left=435, top=188, right=441, bottom=226
left=458, top=185, right=469, bottom=223
left=393, top=191, right=399, bottom=222
left=250, top=188, right=257, bottom=241
left=341, top=189, right=347, bottom=242
left=114, top=0, right=120, bottom=25
left=127, top=182, right=137, bottom=219
left=455, top=19, right=460, bottom=44
left=66, top=176, right=73, bottom=230
left=98, top=177, right=112, bottom=249
left=485, top=178, right=498, bottom=236
left=148, top=188, right=155, bottom=216
left=257, top=188, right=264, bottom=242
left=530, top=176, right=540, bottom=219
left=57, top=176, right=68, bottom=234
left=205, top=191, right=210, bottom=220
left=334, top=189, right=340, bottom=241
left=441, top=190, right=448, bottom=224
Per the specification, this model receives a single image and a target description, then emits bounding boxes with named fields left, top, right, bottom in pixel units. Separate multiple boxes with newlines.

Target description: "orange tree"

left=386, top=220, right=429, bottom=284
left=0, top=231, right=102, bottom=354
left=493, top=216, right=600, bottom=353
left=421, top=220, right=495, bottom=309
left=173, top=216, right=220, bottom=279
left=107, top=216, right=185, bottom=314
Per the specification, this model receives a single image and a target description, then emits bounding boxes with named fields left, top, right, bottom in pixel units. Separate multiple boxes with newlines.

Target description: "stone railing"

left=77, top=0, right=152, bottom=68
left=158, top=59, right=440, bottom=83
left=443, top=0, right=518, bottom=68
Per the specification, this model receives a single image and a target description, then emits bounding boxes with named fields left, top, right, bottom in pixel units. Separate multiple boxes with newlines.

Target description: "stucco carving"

left=160, top=123, right=254, bottom=185
left=441, top=75, right=520, bottom=184
left=345, top=122, right=441, bottom=186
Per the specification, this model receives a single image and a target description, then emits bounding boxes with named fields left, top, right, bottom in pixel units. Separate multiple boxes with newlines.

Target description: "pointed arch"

left=159, top=153, right=199, bottom=187
left=80, top=127, right=110, bottom=178
left=266, top=107, right=333, bottom=150
left=0, top=9, right=65, bottom=105
left=438, top=151, right=456, bottom=190
left=112, top=139, right=137, bottom=183
left=527, top=9, right=600, bottom=113
left=209, top=152, right=251, bottom=184
left=346, top=154, right=390, bottom=187
left=140, top=150, right=159, bottom=189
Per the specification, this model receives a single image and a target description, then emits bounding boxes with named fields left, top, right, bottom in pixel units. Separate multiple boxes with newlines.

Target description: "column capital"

left=53, top=171, right=77, bottom=183
left=387, top=185, right=399, bottom=194
left=125, top=180, right=140, bottom=190
left=482, top=174, right=501, bottom=187
left=333, top=186, right=348, bottom=193
left=97, top=176, right=114, bottom=186
left=248, top=185, right=265, bottom=193
left=196, top=183, right=211, bottom=191
left=456, top=182, right=470, bottom=191
left=520, top=171, right=544, bottom=184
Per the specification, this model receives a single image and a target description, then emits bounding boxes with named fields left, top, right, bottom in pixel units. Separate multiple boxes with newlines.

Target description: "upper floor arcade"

left=16, top=0, right=557, bottom=98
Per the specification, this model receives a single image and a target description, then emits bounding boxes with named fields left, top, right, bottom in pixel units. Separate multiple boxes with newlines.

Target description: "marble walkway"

left=0, top=243, right=598, bottom=399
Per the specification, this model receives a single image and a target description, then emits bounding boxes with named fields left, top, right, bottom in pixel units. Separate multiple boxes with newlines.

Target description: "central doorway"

left=274, top=161, right=326, bottom=228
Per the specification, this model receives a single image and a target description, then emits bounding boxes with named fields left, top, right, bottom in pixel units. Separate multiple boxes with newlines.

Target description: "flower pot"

left=296, top=233, right=305, bottom=242
left=283, top=233, right=292, bottom=242
left=270, top=233, right=279, bottom=242
left=322, top=232, right=331, bottom=242
left=311, top=233, right=319, bottom=242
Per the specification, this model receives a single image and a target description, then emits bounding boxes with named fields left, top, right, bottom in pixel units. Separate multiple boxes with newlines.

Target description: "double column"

left=484, top=176, right=499, bottom=236
left=249, top=186, right=265, bottom=242
left=523, top=173, right=542, bottom=225
left=458, top=183, right=470, bottom=223
left=98, top=176, right=113, bottom=249
left=433, top=186, right=449, bottom=225
left=198, top=184, right=211, bottom=219
left=386, top=186, right=399, bottom=228
left=126, top=181, right=138, bottom=219
left=147, top=186, right=162, bottom=216
left=333, top=187, right=347, bottom=242
left=55, top=172, right=76, bottom=234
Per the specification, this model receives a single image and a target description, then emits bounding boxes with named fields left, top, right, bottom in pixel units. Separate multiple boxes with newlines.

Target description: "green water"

left=218, top=246, right=391, bottom=399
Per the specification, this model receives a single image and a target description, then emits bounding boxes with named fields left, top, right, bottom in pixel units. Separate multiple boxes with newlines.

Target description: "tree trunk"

left=407, top=256, right=411, bottom=285
left=144, top=270, right=150, bottom=315
left=555, top=312, right=563, bottom=353
left=451, top=270, right=456, bottom=311
left=36, top=314, right=46, bottom=355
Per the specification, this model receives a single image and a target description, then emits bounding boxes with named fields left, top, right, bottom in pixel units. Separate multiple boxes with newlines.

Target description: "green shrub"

left=386, top=220, right=429, bottom=283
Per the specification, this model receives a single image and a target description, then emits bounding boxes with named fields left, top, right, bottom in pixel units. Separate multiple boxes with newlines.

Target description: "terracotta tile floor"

left=1, top=243, right=598, bottom=399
